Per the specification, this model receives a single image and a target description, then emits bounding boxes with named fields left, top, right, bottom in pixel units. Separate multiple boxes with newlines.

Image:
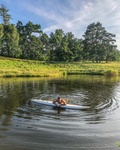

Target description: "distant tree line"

left=0, top=4, right=120, bottom=62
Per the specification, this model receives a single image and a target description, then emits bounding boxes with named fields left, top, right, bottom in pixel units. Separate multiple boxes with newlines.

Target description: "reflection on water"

left=0, top=76, right=120, bottom=124
left=0, top=76, right=120, bottom=150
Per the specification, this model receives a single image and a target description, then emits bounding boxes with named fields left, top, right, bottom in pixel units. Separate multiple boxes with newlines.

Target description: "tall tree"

left=0, top=24, right=3, bottom=49
left=0, top=4, right=11, bottom=25
left=83, top=22, right=116, bottom=62
left=40, top=32, right=50, bottom=60
left=16, top=21, right=43, bottom=60
left=1, top=24, right=20, bottom=57
left=49, top=29, right=64, bottom=61
left=71, top=38, right=84, bottom=61
left=0, top=24, right=3, bottom=38
left=66, top=32, right=83, bottom=61
left=61, top=32, right=83, bottom=62
left=49, top=30, right=84, bottom=62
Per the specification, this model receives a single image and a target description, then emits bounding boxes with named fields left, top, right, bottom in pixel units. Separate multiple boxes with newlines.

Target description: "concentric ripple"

left=1, top=77, right=120, bottom=150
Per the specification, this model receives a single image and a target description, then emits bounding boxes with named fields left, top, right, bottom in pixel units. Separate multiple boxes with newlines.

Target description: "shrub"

left=105, top=69, right=118, bottom=76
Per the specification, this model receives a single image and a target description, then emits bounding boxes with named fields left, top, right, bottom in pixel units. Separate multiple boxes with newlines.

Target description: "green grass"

left=0, top=56, right=120, bottom=77
left=116, top=142, right=120, bottom=148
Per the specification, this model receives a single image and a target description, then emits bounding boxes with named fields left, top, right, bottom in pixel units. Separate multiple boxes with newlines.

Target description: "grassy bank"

left=0, top=56, right=120, bottom=77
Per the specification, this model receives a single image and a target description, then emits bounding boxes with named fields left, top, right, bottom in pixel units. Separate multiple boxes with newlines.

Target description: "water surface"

left=0, top=75, right=120, bottom=150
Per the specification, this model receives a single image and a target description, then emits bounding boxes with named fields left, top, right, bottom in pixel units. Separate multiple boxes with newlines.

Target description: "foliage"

left=116, top=142, right=120, bottom=147
left=105, top=69, right=118, bottom=76
left=0, top=24, right=3, bottom=48
left=0, top=4, right=11, bottom=25
left=83, top=22, right=117, bottom=63
left=1, top=24, right=20, bottom=57
left=40, top=33, right=50, bottom=60
left=0, top=5, right=120, bottom=62
left=16, top=21, right=43, bottom=60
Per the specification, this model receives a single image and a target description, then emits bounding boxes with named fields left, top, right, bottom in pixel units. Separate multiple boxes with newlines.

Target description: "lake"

left=0, top=75, right=120, bottom=150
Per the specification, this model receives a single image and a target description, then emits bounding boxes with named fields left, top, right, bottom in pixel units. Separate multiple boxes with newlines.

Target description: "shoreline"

left=0, top=57, right=120, bottom=78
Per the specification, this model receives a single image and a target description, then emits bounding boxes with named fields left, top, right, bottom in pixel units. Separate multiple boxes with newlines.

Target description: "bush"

left=105, top=69, right=118, bottom=76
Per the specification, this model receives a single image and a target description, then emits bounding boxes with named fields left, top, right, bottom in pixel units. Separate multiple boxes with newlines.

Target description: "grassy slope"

left=0, top=56, right=120, bottom=77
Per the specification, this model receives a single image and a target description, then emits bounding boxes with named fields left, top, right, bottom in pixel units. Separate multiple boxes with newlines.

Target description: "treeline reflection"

left=0, top=76, right=120, bottom=125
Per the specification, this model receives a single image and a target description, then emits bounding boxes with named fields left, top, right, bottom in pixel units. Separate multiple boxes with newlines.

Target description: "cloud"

left=44, top=0, right=120, bottom=49
left=43, top=25, right=59, bottom=33
left=2, top=0, right=120, bottom=49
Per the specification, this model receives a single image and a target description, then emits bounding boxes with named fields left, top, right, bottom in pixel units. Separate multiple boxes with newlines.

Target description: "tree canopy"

left=0, top=4, right=11, bottom=25
left=0, top=4, right=119, bottom=62
left=83, top=22, right=117, bottom=62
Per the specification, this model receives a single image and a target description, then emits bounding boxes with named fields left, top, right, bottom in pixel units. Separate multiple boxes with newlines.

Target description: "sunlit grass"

left=116, top=142, right=120, bottom=148
left=0, top=56, right=120, bottom=77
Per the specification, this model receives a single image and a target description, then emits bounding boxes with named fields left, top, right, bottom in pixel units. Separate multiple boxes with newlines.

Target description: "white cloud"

left=2, top=0, right=120, bottom=49
left=43, top=25, right=59, bottom=33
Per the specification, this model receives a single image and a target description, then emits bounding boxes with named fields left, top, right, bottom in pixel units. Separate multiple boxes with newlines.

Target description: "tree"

left=102, top=31, right=116, bottom=62
left=49, top=29, right=64, bottom=61
left=0, top=24, right=3, bottom=49
left=83, top=22, right=116, bottom=62
left=0, top=24, right=3, bottom=38
left=71, top=38, right=84, bottom=61
left=40, top=32, right=50, bottom=61
left=49, top=30, right=84, bottom=62
left=66, top=32, right=83, bottom=61
left=0, top=4, right=11, bottom=25
left=16, top=21, right=43, bottom=60
left=1, top=24, right=21, bottom=57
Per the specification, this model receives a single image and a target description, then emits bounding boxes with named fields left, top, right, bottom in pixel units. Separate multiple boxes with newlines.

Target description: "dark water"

left=0, top=75, right=120, bottom=150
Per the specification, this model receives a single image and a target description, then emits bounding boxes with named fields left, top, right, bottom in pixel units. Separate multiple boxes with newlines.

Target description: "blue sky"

left=0, top=0, right=120, bottom=50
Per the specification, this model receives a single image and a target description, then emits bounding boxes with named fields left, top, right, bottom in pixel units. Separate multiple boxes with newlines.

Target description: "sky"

left=0, top=0, right=120, bottom=50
